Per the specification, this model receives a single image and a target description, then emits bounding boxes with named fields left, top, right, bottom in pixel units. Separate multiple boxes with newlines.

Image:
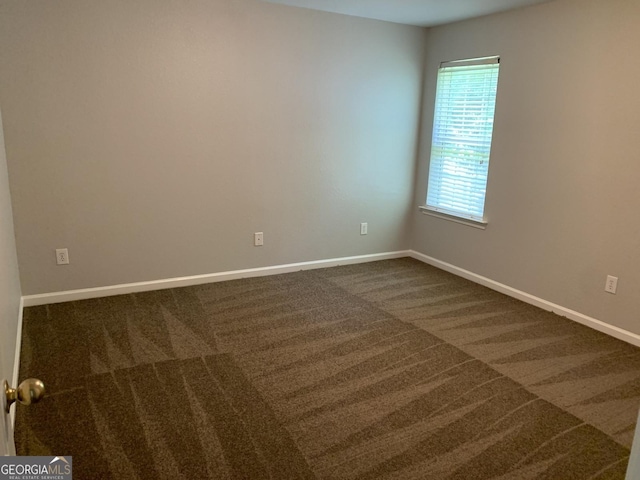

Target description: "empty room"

left=1, top=0, right=639, bottom=478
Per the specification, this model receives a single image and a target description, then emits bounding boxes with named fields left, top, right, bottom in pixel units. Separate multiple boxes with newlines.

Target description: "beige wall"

left=0, top=0, right=426, bottom=295
left=411, top=0, right=640, bottom=334
left=4, top=0, right=635, bottom=340
left=0, top=108, right=21, bottom=385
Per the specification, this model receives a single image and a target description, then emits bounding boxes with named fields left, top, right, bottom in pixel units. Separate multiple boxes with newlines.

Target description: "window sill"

left=418, top=206, right=487, bottom=230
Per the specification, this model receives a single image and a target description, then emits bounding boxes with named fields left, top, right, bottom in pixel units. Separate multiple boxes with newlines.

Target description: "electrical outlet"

left=56, top=248, right=69, bottom=265
left=254, top=232, right=264, bottom=246
left=605, top=275, right=618, bottom=294
left=360, top=223, right=368, bottom=235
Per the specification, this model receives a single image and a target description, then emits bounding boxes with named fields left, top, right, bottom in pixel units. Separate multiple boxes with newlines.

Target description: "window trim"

left=440, top=56, right=499, bottom=69
left=418, top=206, right=487, bottom=230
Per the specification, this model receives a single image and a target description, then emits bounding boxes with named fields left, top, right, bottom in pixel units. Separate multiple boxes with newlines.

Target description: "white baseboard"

left=409, top=250, right=640, bottom=348
left=19, top=249, right=639, bottom=369
left=10, top=297, right=24, bottom=428
left=22, top=251, right=411, bottom=307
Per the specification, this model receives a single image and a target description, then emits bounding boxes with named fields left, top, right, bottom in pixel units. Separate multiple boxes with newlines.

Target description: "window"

left=424, top=56, right=500, bottom=225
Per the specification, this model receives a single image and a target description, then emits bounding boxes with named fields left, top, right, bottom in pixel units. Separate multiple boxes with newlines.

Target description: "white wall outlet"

left=56, top=248, right=69, bottom=265
left=254, top=232, right=264, bottom=246
left=360, top=222, right=368, bottom=235
left=605, top=275, right=618, bottom=294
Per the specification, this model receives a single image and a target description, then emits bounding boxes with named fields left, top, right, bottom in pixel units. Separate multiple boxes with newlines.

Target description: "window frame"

left=422, top=55, right=500, bottom=228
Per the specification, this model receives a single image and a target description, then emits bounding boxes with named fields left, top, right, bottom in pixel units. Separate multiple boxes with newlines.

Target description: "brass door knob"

left=4, top=379, right=46, bottom=413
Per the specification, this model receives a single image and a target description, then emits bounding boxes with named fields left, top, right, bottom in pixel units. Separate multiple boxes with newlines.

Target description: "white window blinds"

left=426, top=56, right=500, bottom=223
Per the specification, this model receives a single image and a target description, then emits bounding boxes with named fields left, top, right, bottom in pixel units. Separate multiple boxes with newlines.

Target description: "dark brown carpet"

left=15, top=258, right=640, bottom=479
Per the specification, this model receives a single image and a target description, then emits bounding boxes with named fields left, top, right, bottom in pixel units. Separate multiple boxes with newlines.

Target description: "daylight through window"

left=425, top=56, right=500, bottom=223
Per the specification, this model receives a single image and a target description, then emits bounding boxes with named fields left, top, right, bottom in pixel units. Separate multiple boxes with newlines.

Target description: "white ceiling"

left=263, top=0, right=555, bottom=27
